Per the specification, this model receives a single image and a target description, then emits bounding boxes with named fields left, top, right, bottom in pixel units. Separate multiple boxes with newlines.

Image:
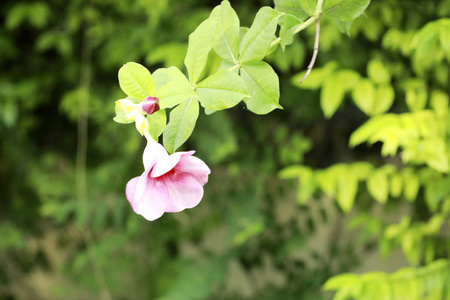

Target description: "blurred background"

left=1, top=0, right=449, bottom=299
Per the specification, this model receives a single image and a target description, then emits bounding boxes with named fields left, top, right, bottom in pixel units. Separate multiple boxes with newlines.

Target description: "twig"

left=299, top=15, right=321, bottom=83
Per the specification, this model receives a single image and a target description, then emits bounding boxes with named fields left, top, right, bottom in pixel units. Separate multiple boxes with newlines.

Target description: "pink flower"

left=125, top=141, right=211, bottom=221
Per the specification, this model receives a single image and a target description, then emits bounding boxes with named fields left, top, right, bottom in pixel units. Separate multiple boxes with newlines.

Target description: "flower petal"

left=126, top=176, right=140, bottom=203
left=175, top=154, right=211, bottom=185
left=143, top=140, right=168, bottom=170
left=150, top=152, right=183, bottom=177
left=163, top=172, right=204, bottom=212
left=131, top=174, right=169, bottom=221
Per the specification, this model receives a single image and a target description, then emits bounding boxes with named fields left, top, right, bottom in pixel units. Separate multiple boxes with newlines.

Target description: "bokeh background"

left=1, top=0, right=449, bottom=299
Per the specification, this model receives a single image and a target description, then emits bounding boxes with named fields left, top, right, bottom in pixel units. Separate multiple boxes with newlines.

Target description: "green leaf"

left=336, top=167, right=358, bottom=212
left=211, top=1, right=240, bottom=63
left=152, top=66, right=196, bottom=109
left=118, top=62, right=155, bottom=99
left=440, top=19, right=450, bottom=52
left=390, top=173, right=403, bottom=198
left=156, top=80, right=197, bottom=109
left=196, top=69, right=249, bottom=110
left=430, top=90, right=449, bottom=117
left=373, top=85, right=395, bottom=115
left=185, top=17, right=217, bottom=84
left=402, top=170, right=420, bottom=202
left=405, top=81, right=427, bottom=112
left=353, top=80, right=394, bottom=116
left=324, top=0, right=371, bottom=22
left=240, top=61, right=281, bottom=115
left=239, top=7, right=283, bottom=63
left=147, top=109, right=166, bottom=140
left=323, top=273, right=359, bottom=291
left=152, top=66, right=188, bottom=91
left=336, top=19, right=354, bottom=35
left=320, top=70, right=360, bottom=118
left=163, top=98, right=199, bottom=153
left=273, top=0, right=315, bottom=21
left=321, top=77, right=345, bottom=118
left=423, top=138, right=449, bottom=172
left=279, top=14, right=304, bottom=49
left=367, top=59, right=391, bottom=85
left=352, top=79, right=375, bottom=115
left=316, top=169, right=337, bottom=197
left=367, top=169, right=389, bottom=204
left=349, top=114, right=399, bottom=147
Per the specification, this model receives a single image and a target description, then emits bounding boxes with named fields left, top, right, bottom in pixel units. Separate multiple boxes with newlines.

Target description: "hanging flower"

left=125, top=140, right=211, bottom=221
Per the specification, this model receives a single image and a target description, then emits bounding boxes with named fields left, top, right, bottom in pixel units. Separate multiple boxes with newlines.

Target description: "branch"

left=299, top=16, right=321, bottom=83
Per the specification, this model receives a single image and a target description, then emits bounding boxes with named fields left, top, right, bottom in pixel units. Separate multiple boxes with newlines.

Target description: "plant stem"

left=299, top=16, right=321, bottom=83
left=298, top=0, right=324, bottom=83
left=270, top=37, right=282, bottom=49
left=228, top=63, right=241, bottom=71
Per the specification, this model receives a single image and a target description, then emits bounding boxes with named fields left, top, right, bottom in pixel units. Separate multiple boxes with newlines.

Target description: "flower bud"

left=141, top=97, right=160, bottom=115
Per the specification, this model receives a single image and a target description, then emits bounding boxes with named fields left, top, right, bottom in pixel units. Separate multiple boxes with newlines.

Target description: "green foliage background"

left=0, top=0, right=449, bottom=299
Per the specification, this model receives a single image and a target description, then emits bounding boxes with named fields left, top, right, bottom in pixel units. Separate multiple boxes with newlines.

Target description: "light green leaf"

left=323, top=273, right=359, bottom=291
left=430, top=90, right=449, bottom=117
left=367, top=169, right=389, bottom=204
left=279, top=14, right=304, bottom=49
left=373, top=85, right=395, bottom=115
left=185, top=18, right=217, bottom=84
left=423, top=138, right=449, bottom=172
left=196, top=69, right=249, bottom=110
left=324, top=0, right=371, bottom=22
left=156, top=80, right=196, bottom=109
left=401, top=230, right=420, bottom=265
left=152, top=66, right=188, bottom=91
left=211, top=0, right=240, bottom=63
left=316, top=170, right=337, bottom=197
left=439, top=19, right=450, bottom=52
left=390, top=173, right=403, bottom=198
left=337, top=167, right=358, bottom=213
left=402, top=169, right=420, bottom=202
left=273, top=0, right=315, bottom=21
left=367, top=59, right=391, bottom=85
left=336, top=19, right=354, bottom=35
left=352, top=79, right=375, bottom=115
left=204, top=108, right=216, bottom=115
left=163, top=98, right=199, bottom=153
left=321, top=70, right=360, bottom=118
left=321, top=77, right=345, bottom=118
left=240, top=61, right=281, bottom=115
left=413, top=20, right=448, bottom=73
left=349, top=114, right=399, bottom=147
left=239, top=7, right=283, bottom=63
left=147, top=109, right=166, bottom=140
left=118, top=62, right=155, bottom=99
left=405, top=82, right=427, bottom=112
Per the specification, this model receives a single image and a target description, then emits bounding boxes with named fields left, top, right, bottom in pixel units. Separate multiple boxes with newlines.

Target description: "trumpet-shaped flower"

left=125, top=140, right=211, bottom=221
